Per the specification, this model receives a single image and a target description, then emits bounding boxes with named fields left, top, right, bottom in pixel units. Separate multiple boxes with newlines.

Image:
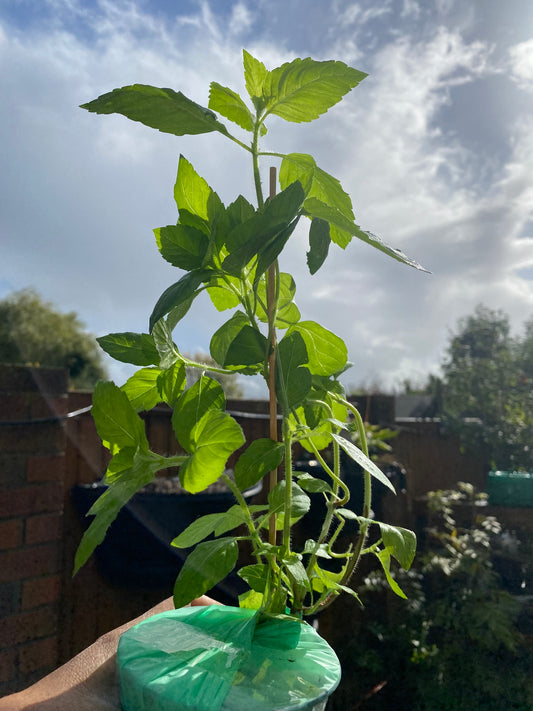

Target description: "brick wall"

left=0, top=366, right=67, bottom=696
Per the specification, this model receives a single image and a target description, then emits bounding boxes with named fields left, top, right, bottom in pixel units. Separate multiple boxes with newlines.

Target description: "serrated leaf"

left=75, top=448, right=184, bottom=574
left=206, top=277, right=242, bottom=312
left=243, top=49, right=268, bottom=112
left=179, top=410, right=245, bottom=493
left=234, top=438, right=285, bottom=490
left=156, top=362, right=186, bottom=407
left=209, top=82, right=254, bottom=132
left=91, top=381, right=148, bottom=452
left=174, top=155, right=218, bottom=221
left=304, top=197, right=430, bottom=270
left=264, top=57, right=367, bottom=123
left=97, top=332, right=159, bottom=366
left=150, top=269, right=212, bottom=330
left=173, top=537, right=239, bottom=608
left=331, top=434, right=396, bottom=493
left=121, top=367, right=161, bottom=412
left=81, top=84, right=229, bottom=137
left=151, top=318, right=179, bottom=369
left=172, top=375, right=225, bottom=452
left=289, top=321, right=347, bottom=377
left=154, top=224, right=209, bottom=270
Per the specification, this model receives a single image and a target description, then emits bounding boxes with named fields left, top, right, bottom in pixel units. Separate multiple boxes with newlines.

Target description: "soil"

left=141, top=471, right=235, bottom=495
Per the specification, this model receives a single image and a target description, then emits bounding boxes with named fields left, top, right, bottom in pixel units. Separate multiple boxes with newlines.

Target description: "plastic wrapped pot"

left=117, top=605, right=341, bottom=711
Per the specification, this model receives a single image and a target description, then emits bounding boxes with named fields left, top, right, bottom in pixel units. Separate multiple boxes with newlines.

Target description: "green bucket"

left=487, top=470, right=533, bottom=507
left=117, top=605, right=341, bottom=711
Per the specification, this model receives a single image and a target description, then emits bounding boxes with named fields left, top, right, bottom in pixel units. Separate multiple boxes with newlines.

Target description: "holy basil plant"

left=75, top=50, right=425, bottom=616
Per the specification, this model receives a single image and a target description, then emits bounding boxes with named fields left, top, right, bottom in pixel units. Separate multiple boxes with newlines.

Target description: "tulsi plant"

left=75, top=50, right=426, bottom=617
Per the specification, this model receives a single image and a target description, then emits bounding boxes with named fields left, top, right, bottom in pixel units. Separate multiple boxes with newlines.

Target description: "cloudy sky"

left=1, top=0, right=533, bottom=395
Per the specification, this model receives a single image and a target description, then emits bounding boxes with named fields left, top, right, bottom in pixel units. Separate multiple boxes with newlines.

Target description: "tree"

left=441, top=304, right=533, bottom=471
left=0, top=289, right=107, bottom=389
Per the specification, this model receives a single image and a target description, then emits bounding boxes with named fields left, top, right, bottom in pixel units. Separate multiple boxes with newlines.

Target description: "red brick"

left=26, top=455, right=65, bottom=483
left=0, top=422, right=65, bottom=455
left=0, top=607, right=57, bottom=646
left=25, top=514, right=62, bottom=545
left=0, top=544, right=60, bottom=583
left=0, top=648, right=16, bottom=683
left=17, top=636, right=58, bottom=675
left=28, top=396, right=68, bottom=420
left=0, top=395, right=27, bottom=421
left=21, top=575, right=61, bottom=610
left=0, top=519, right=23, bottom=550
left=0, top=483, right=63, bottom=518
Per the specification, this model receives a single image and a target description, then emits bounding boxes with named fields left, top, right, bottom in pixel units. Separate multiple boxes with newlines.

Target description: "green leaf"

left=208, top=82, right=254, bottom=132
left=156, top=362, right=186, bottom=407
left=75, top=447, right=184, bottom=574
left=275, top=331, right=311, bottom=410
left=296, top=472, right=332, bottom=494
left=289, top=321, right=347, bottom=377
left=81, top=85, right=229, bottom=137
left=238, top=563, right=269, bottom=593
left=206, top=275, right=242, bottom=312
left=179, top=410, right=245, bottom=493
left=331, top=433, right=396, bottom=493
left=210, top=311, right=268, bottom=373
left=121, top=367, right=161, bottom=412
left=304, top=197, right=430, bottom=271
left=172, top=375, right=225, bottom=452
left=264, top=57, right=367, bottom=123
left=149, top=269, right=212, bottom=330
left=173, top=537, right=239, bottom=608
left=151, top=319, right=179, bottom=369
left=257, top=272, right=300, bottom=328
left=171, top=511, right=237, bottom=549
left=284, top=556, right=311, bottom=591
left=243, top=49, right=268, bottom=112
left=234, top=438, right=285, bottom=490
left=280, top=153, right=354, bottom=236
left=303, top=539, right=332, bottom=559
left=307, top=218, right=331, bottom=274
left=174, top=155, right=220, bottom=222
left=268, top=480, right=310, bottom=529
left=379, top=523, right=416, bottom=570
left=223, top=182, right=304, bottom=276
left=97, top=332, right=159, bottom=366
left=91, top=381, right=148, bottom=452
left=239, top=590, right=264, bottom=609
left=375, top=548, right=407, bottom=599
left=154, top=224, right=209, bottom=270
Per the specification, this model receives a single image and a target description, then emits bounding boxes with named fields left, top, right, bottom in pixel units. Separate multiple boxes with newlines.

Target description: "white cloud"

left=509, top=38, right=533, bottom=91
left=1, top=0, right=532, bottom=393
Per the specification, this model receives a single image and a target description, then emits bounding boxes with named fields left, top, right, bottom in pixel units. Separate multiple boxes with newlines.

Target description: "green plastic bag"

left=117, top=605, right=341, bottom=711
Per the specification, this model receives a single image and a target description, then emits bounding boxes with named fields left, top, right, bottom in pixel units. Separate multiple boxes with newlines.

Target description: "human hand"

left=0, top=596, right=219, bottom=711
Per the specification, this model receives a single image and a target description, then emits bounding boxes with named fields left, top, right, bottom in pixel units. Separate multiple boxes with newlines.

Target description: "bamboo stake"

left=267, top=166, right=278, bottom=545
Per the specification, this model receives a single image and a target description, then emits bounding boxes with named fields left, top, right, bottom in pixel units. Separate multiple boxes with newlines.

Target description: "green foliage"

left=328, top=483, right=533, bottom=711
left=441, top=305, right=533, bottom=471
left=0, top=288, right=107, bottom=389
left=76, top=50, right=425, bottom=617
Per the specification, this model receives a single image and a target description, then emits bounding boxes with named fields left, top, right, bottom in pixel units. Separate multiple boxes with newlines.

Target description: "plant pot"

left=117, top=604, right=341, bottom=711
left=72, top=480, right=262, bottom=602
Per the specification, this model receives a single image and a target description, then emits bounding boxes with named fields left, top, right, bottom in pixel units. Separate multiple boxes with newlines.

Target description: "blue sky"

left=1, top=0, right=533, bottom=394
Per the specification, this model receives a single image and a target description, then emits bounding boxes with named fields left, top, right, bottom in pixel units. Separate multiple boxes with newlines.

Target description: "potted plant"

left=75, top=49, right=426, bottom=711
